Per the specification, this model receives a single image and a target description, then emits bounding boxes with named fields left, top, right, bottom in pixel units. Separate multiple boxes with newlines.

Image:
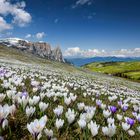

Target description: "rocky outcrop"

left=0, top=38, right=64, bottom=62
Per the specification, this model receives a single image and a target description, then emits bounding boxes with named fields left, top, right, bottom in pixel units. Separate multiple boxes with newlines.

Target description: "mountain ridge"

left=66, top=56, right=140, bottom=66
left=0, top=38, right=64, bottom=62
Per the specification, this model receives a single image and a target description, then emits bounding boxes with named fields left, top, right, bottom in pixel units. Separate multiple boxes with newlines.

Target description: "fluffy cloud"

left=64, top=47, right=140, bottom=58
left=0, top=0, right=31, bottom=32
left=72, top=0, right=92, bottom=8
left=25, top=34, right=31, bottom=38
left=64, top=47, right=81, bottom=56
left=35, top=32, right=46, bottom=39
left=0, top=16, right=12, bottom=32
left=25, top=32, right=46, bottom=40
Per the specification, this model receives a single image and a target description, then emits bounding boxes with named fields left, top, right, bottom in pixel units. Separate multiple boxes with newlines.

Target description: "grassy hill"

left=0, top=45, right=80, bottom=73
left=83, top=61, right=140, bottom=82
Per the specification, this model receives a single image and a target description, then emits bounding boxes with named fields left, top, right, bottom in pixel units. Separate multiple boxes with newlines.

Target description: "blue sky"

left=0, top=0, right=140, bottom=57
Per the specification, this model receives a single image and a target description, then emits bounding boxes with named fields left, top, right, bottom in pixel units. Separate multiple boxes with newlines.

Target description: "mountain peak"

left=0, top=38, right=64, bottom=62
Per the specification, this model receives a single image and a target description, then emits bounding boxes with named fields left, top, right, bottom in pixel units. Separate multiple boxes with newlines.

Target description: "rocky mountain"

left=0, top=38, right=64, bottom=62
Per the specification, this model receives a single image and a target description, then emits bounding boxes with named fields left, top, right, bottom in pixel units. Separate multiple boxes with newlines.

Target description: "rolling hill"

left=83, top=61, right=140, bottom=82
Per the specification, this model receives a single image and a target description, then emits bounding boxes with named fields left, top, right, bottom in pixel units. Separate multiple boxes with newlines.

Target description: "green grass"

left=83, top=61, right=140, bottom=82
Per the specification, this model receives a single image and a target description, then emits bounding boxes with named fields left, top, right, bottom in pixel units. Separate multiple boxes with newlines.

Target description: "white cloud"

left=25, top=32, right=46, bottom=40
left=0, top=16, right=12, bottom=32
left=35, top=32, right=46, bottom=39
left=25, top=34, right=31, bottom=38
left=0, top=0, right=31, bottom=32
left=72, top=0, right=92, bottom=8
left=64, top=47, right=140, bottom=58
left=12, top=8, right=31, bottom=27
left=64, top=47, right=81, bottom=56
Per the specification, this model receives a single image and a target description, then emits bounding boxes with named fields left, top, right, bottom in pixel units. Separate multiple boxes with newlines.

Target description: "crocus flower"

left=96, top=100, right=102, bottom=107
left=26, top=106, right=36, bottom=117
left=53, top=105, right=63, bottom=117
left=55, top=118, right=64, bottom=129
left=78, top=119, right=86, bottom=129
left=122, top=106, right=128, bottom=112
left=136, top=114, right=140, bottom=123
left=122, top=122, right=130, bottom=131
left=65, top=108, right=76, bottom=124
left=110, top=106, right=117, bottom=114
left=39, top=102, right=49, bottom=112
left=21, top=91, right=28, bottom=98
left=88, top=121, right=100, bottom=137
left=44, top=128, right=53, bottom=138
left=103, top=110, right=111, bottom=118
left=0, top=94, right=6, bottom=102
left=27, top=115, right=47, bottom=139
left=117, top=114, right=123, bottom=121
left=118, top=101, right=122, bottom=106
left=102, top=123, right=116, bottom=137
left=126, top=118, right=135, bottom=127
left=0, top=104, right=10, bottom=124
left=128, top=130, right=135, bottom=136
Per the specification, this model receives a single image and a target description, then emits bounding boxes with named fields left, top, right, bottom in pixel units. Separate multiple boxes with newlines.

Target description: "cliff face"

left=0, top=38, right=64, bottom=62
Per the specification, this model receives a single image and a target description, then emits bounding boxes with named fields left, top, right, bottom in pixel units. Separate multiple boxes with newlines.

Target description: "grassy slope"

left=83, top=61, right=140, bottom=81
left=1, top=45, right=140, bottom=90
left=0, top=45, right=79, bottom=73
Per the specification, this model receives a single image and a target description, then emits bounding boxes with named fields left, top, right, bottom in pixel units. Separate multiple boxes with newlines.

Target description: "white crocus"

left=102, top=123, right=116, bottom=137
left=18, top=96, right=28, bottom=109
left=78, top=119, right=86, bottom=129
left=65, top=108, right=76, bottom=124
left=122, top=122, right=130, bottom=131
left=55, top=118, right=64, bottom=129
left=53, top=105, right=63, bottom=117
left=39, top=102, right=49, bottom=112
left=0, top=93, right=6, bottom=102
left=103, top=110, right=111, bottom=118
left=101, top=104, right=106, bottom=110
left=44, top=128, right=53, bottom=138
left=64, top=97, right=71, bottom=106
left=33, top=96, right=40, bottom=105
left=70, top=94, right=77, bottom=102
left=107, top=117, right=114, bottom=124
left=2, top=119, right=8, bottom=129
left=117, top=114, right=123, bottom=121
left=128, top=130, right=135, bottom=136
left=77, top=103, right=85, bottom=111
left=26, top=106, right=36, bottom=117
left=0, top=104, right=10, bottom=123
left=9, top=104, right=16, bottom=116
left=27, top=115, right=47, bottom=139
left=88, top=121, right=99, bottom=137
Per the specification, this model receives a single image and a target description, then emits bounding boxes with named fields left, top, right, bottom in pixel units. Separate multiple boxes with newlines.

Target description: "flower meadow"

left=0, top=62, right=140, bottom=140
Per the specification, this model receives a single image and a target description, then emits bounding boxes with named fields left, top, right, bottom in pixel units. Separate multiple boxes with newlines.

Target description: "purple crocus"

left=118, top=100, right=122, bottom=106
left=126, top=118, right=135, bottom=127
left=0, top=69, right=5, bottom=77
left=21, top=91, right=28, bottom=98
left=96, top=100, right=101, bottom=106
left=132, top=112, right=137, bottom=117
left=122, top=106, right=128, bottom=112
left=137, top=117, right=140, bottom=123
left=110, top=106, right=117, bottom=113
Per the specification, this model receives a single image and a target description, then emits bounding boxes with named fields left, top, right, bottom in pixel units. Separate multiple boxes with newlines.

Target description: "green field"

left=83, top=61, right=140, bottom=82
